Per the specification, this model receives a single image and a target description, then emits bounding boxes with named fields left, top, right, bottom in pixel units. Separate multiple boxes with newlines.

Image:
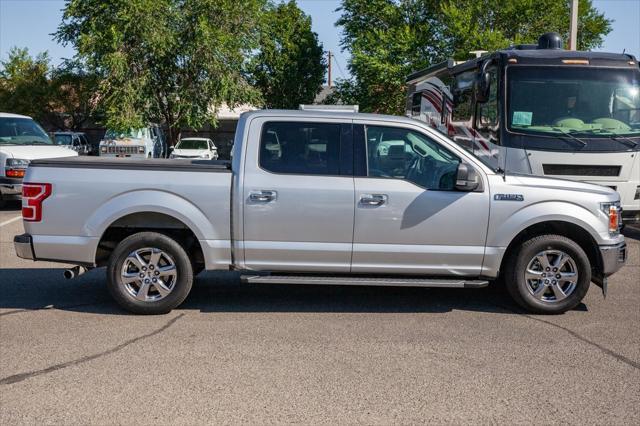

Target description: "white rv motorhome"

left=406, top=33, right=640, bottom=223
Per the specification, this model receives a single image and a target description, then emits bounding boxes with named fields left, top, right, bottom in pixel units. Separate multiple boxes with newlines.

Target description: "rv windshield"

left=507, top=66, right=640, bottom=151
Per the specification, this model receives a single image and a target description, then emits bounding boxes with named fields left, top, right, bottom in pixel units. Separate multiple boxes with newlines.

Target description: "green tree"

left=333, top=0, right=612, bottom=114
left=0, top=47, right=54, bottom=124
left=49, top=60, right=102, bottom=130
left=55, top=0, right=265, bottom=145
left=439, top=0, right=612, bottom=60
left=250, top=1, right=326, bottom=108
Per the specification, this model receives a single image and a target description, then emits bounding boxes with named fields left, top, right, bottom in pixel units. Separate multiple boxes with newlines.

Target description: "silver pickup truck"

left=14, top=110, right=626, bottom=314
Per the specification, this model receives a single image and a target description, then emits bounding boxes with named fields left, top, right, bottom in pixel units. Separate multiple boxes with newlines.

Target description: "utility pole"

left=569, top=0, right=579, bottom=50
left=327, top=51, right=332, bottom=88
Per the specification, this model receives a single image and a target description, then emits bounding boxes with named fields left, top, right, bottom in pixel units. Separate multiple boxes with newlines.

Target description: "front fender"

left=487, top=201, right=610, bottom=249
left=85, top=189, right=220, bottom=241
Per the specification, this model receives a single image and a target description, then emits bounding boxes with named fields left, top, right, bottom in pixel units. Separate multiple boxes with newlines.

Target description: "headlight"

left=100, top=146, right=107, bottom=153
left=5, top=158, right=30, bottom=178
left=138, top=146, right=145, bottom=153
left=200, top=153, right=210, bottom=159
left=601, top=201, right=621, bottom=234
left=6, top=158, right=30, bottom=168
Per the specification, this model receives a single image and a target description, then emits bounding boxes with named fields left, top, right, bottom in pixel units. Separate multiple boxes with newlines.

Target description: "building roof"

left=313, top=86, right=336, bottom=104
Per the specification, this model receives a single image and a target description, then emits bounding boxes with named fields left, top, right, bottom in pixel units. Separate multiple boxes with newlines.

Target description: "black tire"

left=106, top=232, right=193, bottom=314
left=504, top=234, right=591, bottom=314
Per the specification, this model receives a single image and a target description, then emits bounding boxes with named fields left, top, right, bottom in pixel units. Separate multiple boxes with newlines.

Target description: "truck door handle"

left=360, top=194, right=387, bottom=206
left=249, top=190, right=277, bottom=203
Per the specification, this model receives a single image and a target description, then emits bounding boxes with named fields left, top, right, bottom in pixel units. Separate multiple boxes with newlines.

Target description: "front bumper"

left=599, top=242, right=626, bottom=277
left=99, top=153, right=147, bottom=159
left=14, top=234, right=34, bottom=260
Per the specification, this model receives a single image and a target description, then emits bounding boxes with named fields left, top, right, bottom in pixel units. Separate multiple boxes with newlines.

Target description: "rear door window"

left=259, top=122, right=342, bottom=175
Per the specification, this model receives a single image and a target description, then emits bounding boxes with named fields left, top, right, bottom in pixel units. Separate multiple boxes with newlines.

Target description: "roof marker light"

left=562, top=59, right=589, bottom=64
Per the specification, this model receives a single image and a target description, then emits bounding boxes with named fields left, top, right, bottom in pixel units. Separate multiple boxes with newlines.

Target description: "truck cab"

left=53, top=132, right=91, bottom=155
left=0, top=112, right=78, bottom=206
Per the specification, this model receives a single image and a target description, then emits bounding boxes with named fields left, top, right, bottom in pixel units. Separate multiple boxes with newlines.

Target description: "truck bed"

left=23, top=156, right=233, bottom=269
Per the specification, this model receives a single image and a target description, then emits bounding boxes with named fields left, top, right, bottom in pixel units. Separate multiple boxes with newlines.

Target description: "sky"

left=1, top=0, right=639, bottom=81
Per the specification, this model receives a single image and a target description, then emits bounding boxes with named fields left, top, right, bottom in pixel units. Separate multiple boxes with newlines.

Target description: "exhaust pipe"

left=64, top=266, right=89, bottom=280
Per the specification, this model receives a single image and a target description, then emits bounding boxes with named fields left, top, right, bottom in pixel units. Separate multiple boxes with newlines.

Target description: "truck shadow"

left=0, top=268, right=587, bottom=316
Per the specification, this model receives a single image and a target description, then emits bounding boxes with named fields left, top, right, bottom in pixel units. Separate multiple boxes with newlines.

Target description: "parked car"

left=99, top=125, right=167, bottom=158
left=0, top=112, right=78, bottom=206
left=169, top=137, right=218, bottom=159
left=14, top=110, right=625, bottom=315
left=53, top=131, right=91, bottom=155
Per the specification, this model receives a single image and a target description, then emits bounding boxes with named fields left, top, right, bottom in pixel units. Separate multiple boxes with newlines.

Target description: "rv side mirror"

left=475, top=71, right=491, bottom=103
left=455, top=163, right=480, bottom=191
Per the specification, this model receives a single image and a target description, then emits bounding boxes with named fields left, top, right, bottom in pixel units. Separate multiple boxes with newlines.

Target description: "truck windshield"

left=0, top=117, right=52, bottom=145
left=176, top=139, right=208, bottom=150
left=507, top=66, right=640, bottom=151
left=105, top=128, right=144, bottom=139
left=54, top=134, right=72, bottom=145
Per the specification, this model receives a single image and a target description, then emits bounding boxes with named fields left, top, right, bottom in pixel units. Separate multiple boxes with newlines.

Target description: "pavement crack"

left=494, top=302, right=640, bottom=371
left=0, top=313, right=185, bottom=386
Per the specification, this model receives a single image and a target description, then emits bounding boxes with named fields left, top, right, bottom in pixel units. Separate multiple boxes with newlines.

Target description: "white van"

left=0, top=113, right=78, bottom=205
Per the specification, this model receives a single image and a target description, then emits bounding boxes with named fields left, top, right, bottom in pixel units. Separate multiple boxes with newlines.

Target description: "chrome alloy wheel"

left=120, top=247, right=178, bottom=302
left=524, top=250, right=578, bottom=303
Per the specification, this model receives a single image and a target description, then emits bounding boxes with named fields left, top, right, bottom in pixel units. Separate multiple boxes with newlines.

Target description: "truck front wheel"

left=504, top=234, right=591, bottom=314
left=106, top=232, right=194, bottom=314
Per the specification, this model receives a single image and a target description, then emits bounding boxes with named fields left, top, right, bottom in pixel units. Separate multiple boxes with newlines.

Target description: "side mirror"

left=169, top=146, right=174, bottom=151
left=475, top=71, right=491, bottom=103
left=455, top=163, right=480, bottom=191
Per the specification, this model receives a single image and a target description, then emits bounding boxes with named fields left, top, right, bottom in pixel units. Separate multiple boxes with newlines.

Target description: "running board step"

left=241, top=275, right=489, bottom=288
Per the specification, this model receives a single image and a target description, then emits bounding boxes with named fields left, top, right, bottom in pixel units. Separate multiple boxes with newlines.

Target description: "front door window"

left=365, top=125, right=460, bottom=190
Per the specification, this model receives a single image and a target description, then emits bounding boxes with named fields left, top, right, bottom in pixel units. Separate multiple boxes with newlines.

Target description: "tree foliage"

left=49, top=60, right=102, bottom=130
left=251, top=1, right=326, bottom=108
left=0, top=48, right=101, bottom=130
left=55, top=0, right=265, bottom=144
left=334, top=0, right=612, bottom=114
left=0, top=48, right=53, bottom=124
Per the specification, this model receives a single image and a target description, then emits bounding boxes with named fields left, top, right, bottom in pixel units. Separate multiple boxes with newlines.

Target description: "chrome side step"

left=241, top=275, right=489, bottom=288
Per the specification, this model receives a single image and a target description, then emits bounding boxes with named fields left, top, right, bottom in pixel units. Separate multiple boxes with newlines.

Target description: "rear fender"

left=86, top=189, right=219, bottom=241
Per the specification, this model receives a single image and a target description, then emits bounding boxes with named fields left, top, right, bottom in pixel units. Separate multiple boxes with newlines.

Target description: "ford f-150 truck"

left=14, top=110, right=626, bottom=315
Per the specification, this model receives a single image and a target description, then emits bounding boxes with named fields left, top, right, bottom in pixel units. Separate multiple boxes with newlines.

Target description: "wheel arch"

left=95, top=211, right=205, bottom=268
left=498, top=220, right=602, bottom=279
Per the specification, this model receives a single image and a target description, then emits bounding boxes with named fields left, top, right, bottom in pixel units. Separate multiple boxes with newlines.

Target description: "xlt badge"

left=494, top=194, right=524, bottom=201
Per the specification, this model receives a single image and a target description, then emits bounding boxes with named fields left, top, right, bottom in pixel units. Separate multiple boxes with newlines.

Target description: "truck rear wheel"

left=504, top=234, right=591, bottom=314
left=106, top=232, right=193, bottom=314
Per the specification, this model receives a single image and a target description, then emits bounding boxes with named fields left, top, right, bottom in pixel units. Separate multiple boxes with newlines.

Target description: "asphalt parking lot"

left=0, top=201, right=638, bottom=424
